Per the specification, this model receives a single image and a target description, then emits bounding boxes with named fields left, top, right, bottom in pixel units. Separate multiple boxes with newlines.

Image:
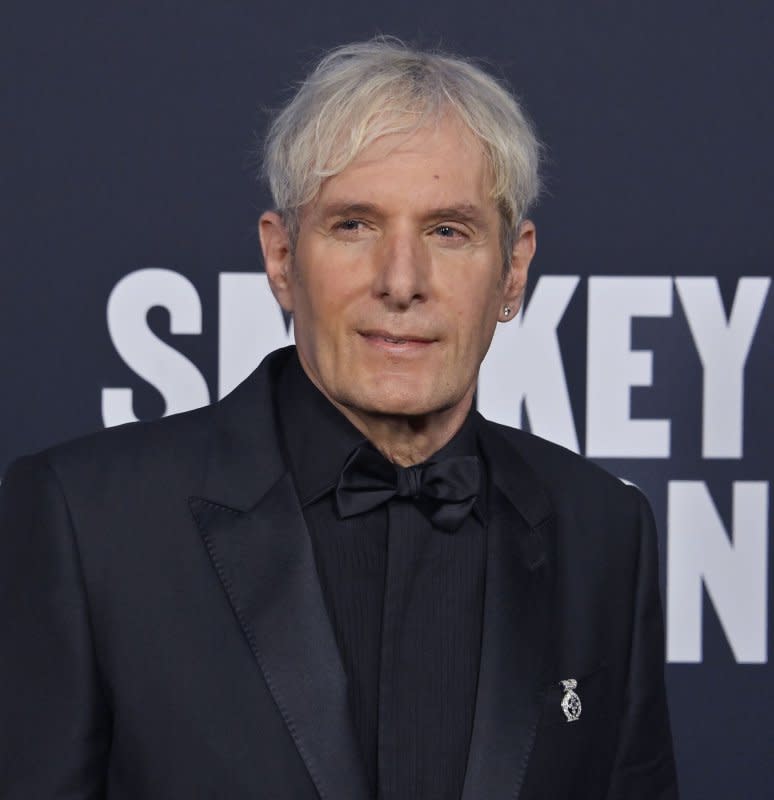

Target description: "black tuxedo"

left=0, top=347, right=678, bottom=799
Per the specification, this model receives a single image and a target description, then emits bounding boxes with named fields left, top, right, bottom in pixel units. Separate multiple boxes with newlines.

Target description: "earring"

left=503, top=305, right=512, bottom=317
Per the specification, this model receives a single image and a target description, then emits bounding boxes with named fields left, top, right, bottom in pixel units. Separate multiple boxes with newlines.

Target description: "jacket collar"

left=198, top=347, right=291, bottom=511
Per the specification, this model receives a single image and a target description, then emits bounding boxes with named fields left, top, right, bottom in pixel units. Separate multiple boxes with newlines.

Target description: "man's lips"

left=358, top=329, right=436, bottom=345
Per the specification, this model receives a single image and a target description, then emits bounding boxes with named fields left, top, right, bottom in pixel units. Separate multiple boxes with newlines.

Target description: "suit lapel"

left=189, top=348, right=370, bottom=800
left=462, top=418, right=557, bottom=800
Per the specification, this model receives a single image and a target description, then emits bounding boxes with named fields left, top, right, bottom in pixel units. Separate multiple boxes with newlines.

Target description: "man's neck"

left=333, top=399, right=474, bottom=467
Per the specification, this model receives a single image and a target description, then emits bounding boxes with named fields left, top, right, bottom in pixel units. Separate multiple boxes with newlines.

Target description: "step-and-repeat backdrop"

left=3, top=2, right=772, bottom=796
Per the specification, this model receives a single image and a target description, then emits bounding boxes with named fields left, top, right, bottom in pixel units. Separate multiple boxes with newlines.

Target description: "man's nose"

left=372, top=227, right=430, bottom=309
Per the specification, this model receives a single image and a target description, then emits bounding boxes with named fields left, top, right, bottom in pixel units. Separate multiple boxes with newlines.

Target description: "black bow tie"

left=335, top=444, right=481, bottom=532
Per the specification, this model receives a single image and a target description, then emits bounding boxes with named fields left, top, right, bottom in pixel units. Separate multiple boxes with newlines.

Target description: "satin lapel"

left=462, top=418, right=557, bottom=800
left=189, top=348, right=369, bottom=800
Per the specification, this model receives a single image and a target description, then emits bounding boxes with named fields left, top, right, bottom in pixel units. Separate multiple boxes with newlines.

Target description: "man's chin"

left=342, top=387, right=459, bottom=421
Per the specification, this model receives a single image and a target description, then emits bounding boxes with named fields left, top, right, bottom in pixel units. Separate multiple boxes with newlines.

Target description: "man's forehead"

left=306, top=120, right=495, bottom=215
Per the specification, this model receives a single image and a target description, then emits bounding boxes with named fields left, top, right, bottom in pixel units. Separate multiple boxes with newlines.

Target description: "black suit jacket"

left=0, top=347, right=678, bottom=799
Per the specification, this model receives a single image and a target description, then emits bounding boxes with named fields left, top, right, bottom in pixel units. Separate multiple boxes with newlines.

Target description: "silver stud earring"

left=503, top=305, right=512, bottom=317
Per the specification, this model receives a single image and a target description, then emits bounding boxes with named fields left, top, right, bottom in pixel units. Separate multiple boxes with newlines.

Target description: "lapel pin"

left=560, top=678, right=582, bottom=722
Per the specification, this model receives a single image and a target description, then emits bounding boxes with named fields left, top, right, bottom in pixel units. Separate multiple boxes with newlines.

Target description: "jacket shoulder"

left=54, top=403, right=211, bottom=469
left=484, top=420, right=641, bottom=513
left=3, top=404, right=216, bottom=506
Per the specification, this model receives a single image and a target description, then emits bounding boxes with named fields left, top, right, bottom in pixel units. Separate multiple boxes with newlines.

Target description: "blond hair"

left=262, top=37, right=541, bottom=268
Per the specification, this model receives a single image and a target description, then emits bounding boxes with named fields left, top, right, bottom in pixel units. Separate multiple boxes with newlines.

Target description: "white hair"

left=261, top=37, right=541, bottom=267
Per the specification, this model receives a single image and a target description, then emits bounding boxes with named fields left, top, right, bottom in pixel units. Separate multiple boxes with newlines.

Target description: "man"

left=0, top=39, right=678, bottom=799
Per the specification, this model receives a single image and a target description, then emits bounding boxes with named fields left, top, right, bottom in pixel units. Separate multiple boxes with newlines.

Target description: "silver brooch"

left=560, top=678, right=582, bottom=722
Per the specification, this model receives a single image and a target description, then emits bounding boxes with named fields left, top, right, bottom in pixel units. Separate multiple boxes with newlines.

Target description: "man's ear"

left=259, top=211, right=294, bottom=312
left=500, top=220, right=537, bottom=321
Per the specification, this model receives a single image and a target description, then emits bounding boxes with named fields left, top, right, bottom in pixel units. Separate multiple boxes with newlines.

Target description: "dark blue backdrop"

left=3, top=2, right=773, bottom=796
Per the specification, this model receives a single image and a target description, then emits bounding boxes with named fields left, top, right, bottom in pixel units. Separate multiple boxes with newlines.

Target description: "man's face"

left=261, top=114, right=535, bottom=422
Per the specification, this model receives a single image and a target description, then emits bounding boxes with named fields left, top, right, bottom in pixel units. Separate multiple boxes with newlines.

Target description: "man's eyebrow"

left=319, top=201, right=381, bottom=219
left=423, top=205, right=489, bottom=227
left=320, top=201, right=489, bottom=227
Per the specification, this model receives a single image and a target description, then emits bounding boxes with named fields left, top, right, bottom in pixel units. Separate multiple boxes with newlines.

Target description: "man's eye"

left=435, top=225, right=464, bottom=239
left=336, top=219, right=363, bottom=232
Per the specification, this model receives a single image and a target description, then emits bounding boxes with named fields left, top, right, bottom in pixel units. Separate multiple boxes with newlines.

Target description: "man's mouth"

left=359, top=330, right=435, bottom=345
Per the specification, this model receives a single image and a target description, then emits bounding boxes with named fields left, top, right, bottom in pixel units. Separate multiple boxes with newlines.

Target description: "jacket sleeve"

left=0, top=454, right=110, bottom=799
left=605, top=486, right=679, bottom=799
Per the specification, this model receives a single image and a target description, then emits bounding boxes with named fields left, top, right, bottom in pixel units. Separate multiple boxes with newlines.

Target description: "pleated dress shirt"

left=276, top=353, right=487, bottom=800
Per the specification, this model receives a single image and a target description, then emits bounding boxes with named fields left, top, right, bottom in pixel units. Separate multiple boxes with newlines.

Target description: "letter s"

left=101, top=268, right=210, bottom=427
